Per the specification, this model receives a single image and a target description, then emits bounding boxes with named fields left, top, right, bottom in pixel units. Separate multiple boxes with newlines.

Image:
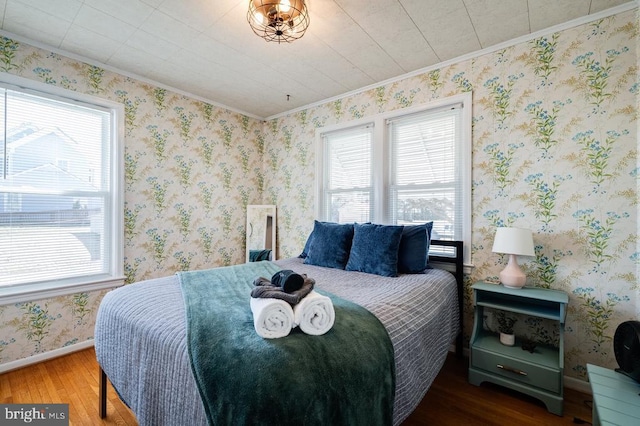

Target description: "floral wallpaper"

left=0, top=7, right=638, bottom=386
left=263, top=9, right=639, bottom=380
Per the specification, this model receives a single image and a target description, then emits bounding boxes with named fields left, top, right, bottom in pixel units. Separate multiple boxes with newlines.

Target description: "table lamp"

left=492, top=227, right=535, bottom=289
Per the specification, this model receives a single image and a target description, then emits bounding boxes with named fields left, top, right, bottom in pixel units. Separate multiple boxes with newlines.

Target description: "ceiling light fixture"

left=247, top=0, right=310, bottom=43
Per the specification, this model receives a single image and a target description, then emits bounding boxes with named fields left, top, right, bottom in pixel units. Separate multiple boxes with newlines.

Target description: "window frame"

left=0, top=73, right=125, bottom=305
left=315, top=92, right=472, bottom=264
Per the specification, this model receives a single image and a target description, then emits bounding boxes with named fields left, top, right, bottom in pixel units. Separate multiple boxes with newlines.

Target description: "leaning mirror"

left=246, top=205, right=276, bottom=262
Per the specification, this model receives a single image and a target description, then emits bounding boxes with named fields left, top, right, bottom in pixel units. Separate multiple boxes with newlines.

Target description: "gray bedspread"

left=95, top=258, right=459, bottom=426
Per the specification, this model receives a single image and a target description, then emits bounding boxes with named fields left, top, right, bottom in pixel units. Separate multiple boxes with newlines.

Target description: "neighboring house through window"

left=0, top=75, right=124, bottom=304
left=316, top=93, right=472, bottom=263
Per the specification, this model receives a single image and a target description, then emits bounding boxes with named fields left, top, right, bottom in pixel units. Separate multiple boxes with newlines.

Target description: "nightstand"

left=468, top=282, right=569, bottom=415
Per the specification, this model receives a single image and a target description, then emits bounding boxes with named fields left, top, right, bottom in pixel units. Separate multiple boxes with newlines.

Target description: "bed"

left=95, top=239, right=463, bottom=425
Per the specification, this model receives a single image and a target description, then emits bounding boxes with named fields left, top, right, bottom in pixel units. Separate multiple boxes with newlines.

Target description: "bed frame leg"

left=99, top=367, right=107, bottom=418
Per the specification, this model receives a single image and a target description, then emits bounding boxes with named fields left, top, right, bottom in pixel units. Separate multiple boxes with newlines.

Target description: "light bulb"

left=279, top=0, right=291, bottom=13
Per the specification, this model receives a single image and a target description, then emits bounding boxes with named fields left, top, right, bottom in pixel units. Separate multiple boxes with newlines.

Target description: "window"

left=316, top=93, right=471, bottom=263
left=0, top=75, right=124, bottom=304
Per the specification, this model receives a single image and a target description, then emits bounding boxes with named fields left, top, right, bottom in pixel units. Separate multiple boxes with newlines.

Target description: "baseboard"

left=564, top=375, right=592, bottom=395
left=448, top=345, right=593, bottom=395
left=0, top=339, right=94, bottom=374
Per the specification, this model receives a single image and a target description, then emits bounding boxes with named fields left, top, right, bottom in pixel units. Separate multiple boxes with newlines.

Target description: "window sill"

left=0, top=276, right=126, bottom=305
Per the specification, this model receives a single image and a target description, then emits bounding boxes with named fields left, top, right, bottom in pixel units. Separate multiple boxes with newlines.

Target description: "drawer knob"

left=496, top=364, right=528, bottom=376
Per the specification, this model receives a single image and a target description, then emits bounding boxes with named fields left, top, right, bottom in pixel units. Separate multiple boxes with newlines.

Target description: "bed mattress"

left=95, top=258, right=459, bottom=425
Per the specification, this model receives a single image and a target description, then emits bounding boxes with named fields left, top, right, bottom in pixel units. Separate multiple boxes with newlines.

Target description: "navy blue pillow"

left=346, top=223, right=404, bottom=277
left=299, top=221, right=370, bottom=259
left=303, top=221, right=354, bottom=269
left=397, top=222, right=433, bottom=273
left=298, top=223, right=320, bottom=259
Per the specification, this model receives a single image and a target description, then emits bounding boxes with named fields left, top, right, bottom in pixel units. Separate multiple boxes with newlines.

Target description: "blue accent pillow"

left=299, top=221, right=370, bottom=259
left=303, top=221, right=354, bottom=269
left=298, top=230, right=314, bottom=259
left=397, top=222, right=433, bottom=274
left=346, top=223, right=404, bottom=277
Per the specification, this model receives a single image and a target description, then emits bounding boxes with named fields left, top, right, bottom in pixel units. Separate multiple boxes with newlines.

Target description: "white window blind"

left=0, top=78, right=123, bottom=303
left=322, top=125, right=373, bottom=223
left=388, top=106, right=463, bottom=242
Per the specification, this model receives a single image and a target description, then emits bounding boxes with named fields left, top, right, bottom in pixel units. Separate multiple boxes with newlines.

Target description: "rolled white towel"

left=250, top=297, right=294, bottom=339
left=293, top=290, right=335, bottom=336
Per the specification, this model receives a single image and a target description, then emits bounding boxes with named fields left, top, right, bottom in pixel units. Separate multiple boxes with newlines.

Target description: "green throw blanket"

left=178, top=261, right=395, bottom=426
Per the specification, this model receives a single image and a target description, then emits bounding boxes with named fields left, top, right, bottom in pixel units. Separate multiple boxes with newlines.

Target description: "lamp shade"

left=492, top=227, right=535, bottom=256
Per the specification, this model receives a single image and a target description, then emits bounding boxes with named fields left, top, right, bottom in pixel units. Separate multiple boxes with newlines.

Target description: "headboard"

left=429, top=239, right=464, bottom=357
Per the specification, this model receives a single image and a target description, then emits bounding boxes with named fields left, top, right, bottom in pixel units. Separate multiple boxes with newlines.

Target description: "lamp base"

left=499, top=254, right=527, bottom=289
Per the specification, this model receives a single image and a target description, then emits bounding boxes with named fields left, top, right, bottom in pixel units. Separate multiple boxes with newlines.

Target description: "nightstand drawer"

left=472, top=348, right=561, bottom=393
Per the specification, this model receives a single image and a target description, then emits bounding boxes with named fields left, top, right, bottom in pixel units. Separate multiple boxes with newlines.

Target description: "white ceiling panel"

left=124, top=29, right=182, bottom=61
left=300, top=50, right=375, bottom=91
left=145, top=59, right=201, bottom=89
left=108, top=44, right=166, bottom=77
left=73, top=4, right=137, bottom=44
left=308, top=21, right=402, bottom=83
left=201, top=0, right=253, bottom=44
left=401, top=0, right=468, bottom=28
left=166, top=49, right=227, bottom=78
left=60, top=26, right=122, bottom=63
left=139, top=9, right=202, bottom=48
left=359, top=6, right=439, bottom=72
left=528, top=0, right=592, bottom=32
left=591, top=0, right=634, bottom=12
left=0, top=0, right=633, bottom=118
left=334, top=0, right=397, bottom=17
left=83, top=0, right=155, bottom=27
left=465, top=0, right=530, bottom=47
left=0, top=1, right=7, bottom=22
left=353, top=50, right=404, bottom=83
left=276, top=62, right=349, bottom=98
left=415, top=13, right=481, bottom=60
left=401, top=0, right=482, bottom=60
left=155, top=0, right=222, bottom=32
left=3, top=1, right=71, bottom=45
left=13, top=0, right=82, bottom=21
left=185, top=34, right=271, bottom=81
left=138, top=0, right=163, bottom=7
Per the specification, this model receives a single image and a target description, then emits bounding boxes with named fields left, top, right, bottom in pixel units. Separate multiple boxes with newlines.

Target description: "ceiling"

left=0, top=0, right=634, bottom=119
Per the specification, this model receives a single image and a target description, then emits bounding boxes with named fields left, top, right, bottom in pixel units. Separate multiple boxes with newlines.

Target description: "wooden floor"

left=0, top=348, right=136, bottom=425
left=404, top=354, right=593, bottom=426
left=0, top=348, right=593, bottom=425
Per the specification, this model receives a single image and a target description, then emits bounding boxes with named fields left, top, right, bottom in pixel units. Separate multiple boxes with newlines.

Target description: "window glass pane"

left=327, top=190, right=370, bottom=223
left=394, top=187, right=455, bottom=240
left=0, top=88, right=111, bottom=288
left=392, top=112, right=456, bottom=186
left=326, top=127, right=371, bottom=189
left=322, top=126, right=373, bottom=222
left=0, top=199, right=105, bottom=285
